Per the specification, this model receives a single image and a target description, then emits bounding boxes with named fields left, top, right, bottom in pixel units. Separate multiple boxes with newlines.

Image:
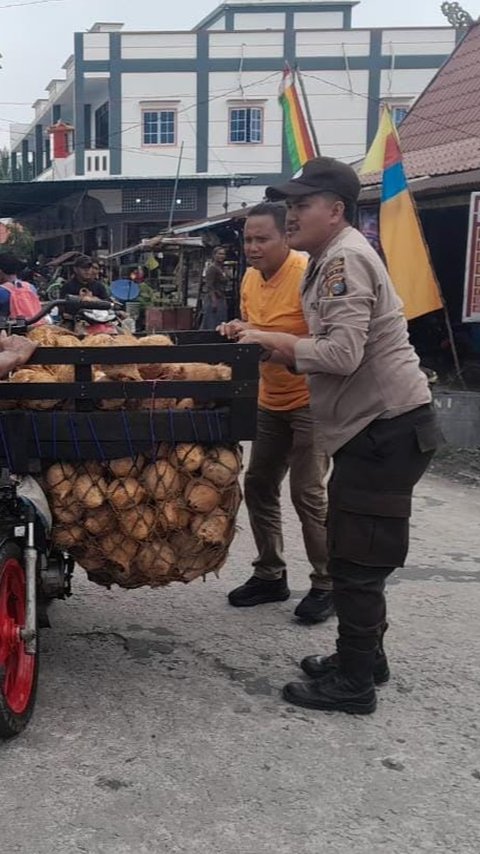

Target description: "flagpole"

left=295, top=65, right=321, bottom=157
left=167, top=141, right=184, bottom=233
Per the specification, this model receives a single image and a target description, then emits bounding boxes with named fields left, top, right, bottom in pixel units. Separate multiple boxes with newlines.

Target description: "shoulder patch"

left=321, top=256, right=347, bottom=298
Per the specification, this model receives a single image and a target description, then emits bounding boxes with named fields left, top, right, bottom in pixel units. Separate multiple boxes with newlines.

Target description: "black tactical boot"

left=294, top=589, right=335, bottom=624
left=301, top=624, right=390, bottom=684
left=283, top=645, right=377, bottom=715
left=228, top=571, right=290, bottom=608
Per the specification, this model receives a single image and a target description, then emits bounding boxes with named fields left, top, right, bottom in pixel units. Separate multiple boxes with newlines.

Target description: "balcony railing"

left=85, top=150, right=110, bottom=177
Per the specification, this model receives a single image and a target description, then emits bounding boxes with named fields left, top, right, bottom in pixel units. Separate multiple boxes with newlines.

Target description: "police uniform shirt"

left=295, top=226, right=432, bottom=455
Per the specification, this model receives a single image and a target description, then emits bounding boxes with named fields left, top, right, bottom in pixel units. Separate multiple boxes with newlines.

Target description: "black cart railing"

left=0, top=331, right=260, bottom=471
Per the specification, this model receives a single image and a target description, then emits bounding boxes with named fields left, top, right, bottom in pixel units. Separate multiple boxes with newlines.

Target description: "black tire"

left=0, top=542, right=39, bottom=739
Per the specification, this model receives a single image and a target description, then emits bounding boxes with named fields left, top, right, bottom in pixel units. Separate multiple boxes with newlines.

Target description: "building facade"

left=8, top=1, right=456, bottom=253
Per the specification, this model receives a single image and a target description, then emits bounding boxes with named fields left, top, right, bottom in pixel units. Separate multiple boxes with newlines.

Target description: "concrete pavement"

left=1, top=471, right=479, bottom=854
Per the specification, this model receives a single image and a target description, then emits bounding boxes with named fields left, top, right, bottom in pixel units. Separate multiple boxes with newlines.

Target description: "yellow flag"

left=361, top=107, right=443, bottom=320
left=360, top=108, right=397, bottom=175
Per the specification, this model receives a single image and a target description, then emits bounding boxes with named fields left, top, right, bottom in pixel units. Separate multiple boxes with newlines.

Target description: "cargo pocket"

left=328, top=487, right=412, bottom=568
left=415, top=418, right=445, bottom=454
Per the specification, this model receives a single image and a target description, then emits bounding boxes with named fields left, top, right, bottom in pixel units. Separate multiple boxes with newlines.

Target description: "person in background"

left=60, top=255, right=109, bottom=302
left=59, top=255, right=109, bottom=328
left=239, top=157, right=442, bottom=715
left=201, top=246, right=229, bottom=329
left=0, top=254, right=40, bottom=317
left=219, top=202, right=334, bottom=624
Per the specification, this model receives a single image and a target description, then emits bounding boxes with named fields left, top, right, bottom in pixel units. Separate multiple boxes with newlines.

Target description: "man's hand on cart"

left=0, top=331, right=37, bottom=377
left=238, top=328, right=298, bottom=367
left=217, top=319, right=252, bottom=340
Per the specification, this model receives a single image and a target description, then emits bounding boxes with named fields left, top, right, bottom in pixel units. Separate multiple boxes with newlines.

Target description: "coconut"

left=134, top=540, right=176, bottom=581
left=84, top=505, right=117, bottom=536
left=107, top=477, right=146, bottom=509
left=83, top=461, right=104, bottom=478
left=170, top=443, right=206, bottom=473
left=98, top=531, right=138, bottom=570
left=52, top=497, right=82, bottom=526
left=137, top=334, right=174, bottom=380
left=94, top=372, right=126, bottom=411
left=53, top=525, right=84, bottom=549
left=220, top=482, right=243, bottom=515
left=79, top=552, right=105, bottom=573
left=46, top=463, right=76, bottom=500
left=180, top=363, right=219, bottom=382
left=215, top=364, right=232, bottom=381
left=175, top=398, right=195, bottom=410
left=137, top=396, right=176, bottom=411
left=180, top=550, right=227, bottom=582
left=185, top=480, right=221, bottom=514
left=139, top=334, right=174, bottom=347
left=143, top=460, right=182, bottom=501
left=12, top=368, right=61, bottom=410
left=27, top=325, right=78, bottom=346
left=73, top=473, right=107, bottom=509
left=191, top=509, right=231, bottom=545
left=161, top=500, right=191, bottom=531
left=108, top=456, right=144, bottom=479
left=118, top=505, right=156, bottom=541
left=202, top=448, right=241, bottom=488
left=170, top=531, right=204, bottom=557
left=50, top=364, right=75, bottom=383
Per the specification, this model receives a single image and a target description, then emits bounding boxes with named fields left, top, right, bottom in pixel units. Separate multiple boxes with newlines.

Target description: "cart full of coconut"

left=0, top=326, right=246, bottom=589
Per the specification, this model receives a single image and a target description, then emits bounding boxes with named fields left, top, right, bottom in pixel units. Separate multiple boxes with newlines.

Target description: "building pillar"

left=366, top=30, right=383, bottom=148
left=35, top=123, right=44, bottom=177
left=45, top=137, right=51, bottom=169
left=109, top=32, right=122, bottom=175
left=21, top=139, right=29, bottom=181
left=11, top=151, right=18, bottom=182
left=196, top=31, right=209, bottom=173
left=84, top=104, right=92, bottom=150
left=74, top=31, right=86, bottom=176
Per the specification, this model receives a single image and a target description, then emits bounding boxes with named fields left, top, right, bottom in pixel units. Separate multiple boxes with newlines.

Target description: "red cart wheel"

left=0, top=543, right=38, bottom=739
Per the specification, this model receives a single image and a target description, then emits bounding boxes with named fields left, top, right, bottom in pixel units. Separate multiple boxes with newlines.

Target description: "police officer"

left=239, top=157, right=442, bottom=715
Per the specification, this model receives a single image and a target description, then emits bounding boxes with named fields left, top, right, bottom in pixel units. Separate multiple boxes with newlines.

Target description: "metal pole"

left=295, top=65, right=321, bottom=157
left=167, top=141, right=185, bottom=233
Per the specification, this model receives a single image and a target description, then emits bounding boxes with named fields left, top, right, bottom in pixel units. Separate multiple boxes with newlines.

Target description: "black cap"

left=266, top=156, right=361, bottom=204
left=73, top=254, right=93, bottom=269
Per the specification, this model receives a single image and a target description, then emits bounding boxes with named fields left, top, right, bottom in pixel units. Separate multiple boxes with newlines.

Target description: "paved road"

left=1, top=472, right=480, bottom=854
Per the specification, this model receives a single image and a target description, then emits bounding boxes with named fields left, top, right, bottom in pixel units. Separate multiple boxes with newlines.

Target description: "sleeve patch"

left=321, top=257, right=347, bottom=298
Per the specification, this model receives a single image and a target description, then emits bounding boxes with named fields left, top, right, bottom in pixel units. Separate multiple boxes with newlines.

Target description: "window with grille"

left=391, top=105, right=409, bottom=126
left=143, top=110, right=176, bottom=146
left=122, top=186, right=198, bottom=214
left=380, top=101, right=412, bottom=128
left=229, top=107, right=263, bottom=144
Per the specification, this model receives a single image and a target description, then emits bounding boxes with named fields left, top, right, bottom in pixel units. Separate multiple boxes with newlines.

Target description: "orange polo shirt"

left=241, top=251, right=310, bottom=411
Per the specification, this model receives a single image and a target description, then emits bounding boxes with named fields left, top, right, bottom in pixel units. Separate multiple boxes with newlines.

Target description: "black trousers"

left=327, top=405, right=443, bottom=651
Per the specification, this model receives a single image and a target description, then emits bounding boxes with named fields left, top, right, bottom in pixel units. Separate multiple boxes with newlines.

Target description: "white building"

left=8, top=1, right=456, bottom=253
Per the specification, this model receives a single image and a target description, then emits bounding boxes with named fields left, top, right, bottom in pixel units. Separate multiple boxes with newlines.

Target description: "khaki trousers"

left=245, top=406, right=331, bottom=590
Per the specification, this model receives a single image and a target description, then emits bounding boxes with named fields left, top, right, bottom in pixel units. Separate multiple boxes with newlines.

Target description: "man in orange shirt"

left=220, top=202, right=333, bottom=623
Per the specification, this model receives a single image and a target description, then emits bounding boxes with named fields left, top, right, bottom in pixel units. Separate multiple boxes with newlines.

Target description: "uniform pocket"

left=329, top=509, right=409, bottom=568
left=328, top=488, right=411, bottom=568
left=415, top=419, right=445, bottom=453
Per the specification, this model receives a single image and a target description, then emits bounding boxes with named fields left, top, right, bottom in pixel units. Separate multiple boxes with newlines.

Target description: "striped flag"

left=279, top=64, right=316, bottom=173
left=361, top=107, right=442, bottom=320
